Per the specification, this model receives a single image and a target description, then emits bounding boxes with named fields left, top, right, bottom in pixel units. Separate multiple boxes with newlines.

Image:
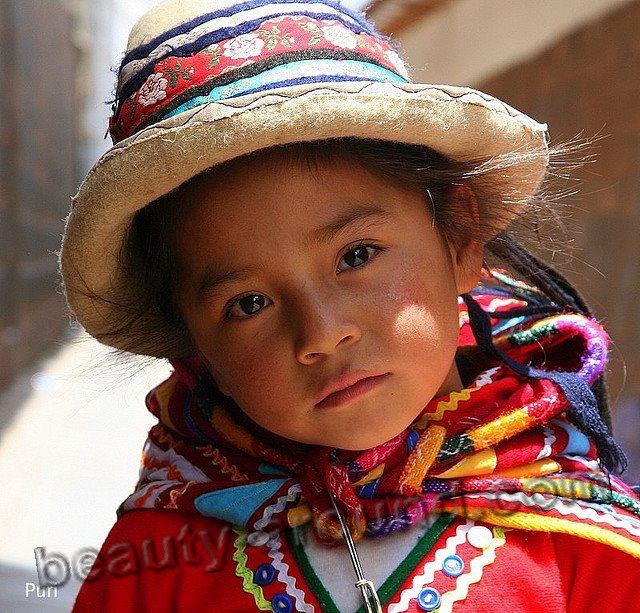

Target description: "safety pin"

left=330, top=495, right=382, bottom=613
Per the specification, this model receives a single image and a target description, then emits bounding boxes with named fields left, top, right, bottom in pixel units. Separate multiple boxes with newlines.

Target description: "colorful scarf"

left=119, top=271, right=640, bottom=558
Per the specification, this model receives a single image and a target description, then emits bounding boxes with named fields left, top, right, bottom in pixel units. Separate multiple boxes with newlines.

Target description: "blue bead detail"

left=254, top=563, right=276, bottom=586
left=417, top=587, right=441, bottom=611
left=271, top=593, right=293, bottom=613
left=441, top=554, right=464, bottom=577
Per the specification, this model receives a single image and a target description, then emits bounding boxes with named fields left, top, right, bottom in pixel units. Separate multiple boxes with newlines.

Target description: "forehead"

left=179, top=147, right=416, bottom=233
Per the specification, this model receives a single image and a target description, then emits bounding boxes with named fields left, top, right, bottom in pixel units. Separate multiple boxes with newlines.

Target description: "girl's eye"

left=223, top=242, right=385, bottom=321
left=224, top=294, right=271, bottom=320
left=337, top=242, right=384, bottom=273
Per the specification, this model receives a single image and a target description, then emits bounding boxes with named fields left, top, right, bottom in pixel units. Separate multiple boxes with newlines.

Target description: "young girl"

left=60, top=1, right=640, bottom=611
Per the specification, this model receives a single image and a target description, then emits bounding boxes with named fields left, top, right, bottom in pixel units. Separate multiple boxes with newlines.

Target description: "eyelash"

left=222, top=241, right=387, bottom=321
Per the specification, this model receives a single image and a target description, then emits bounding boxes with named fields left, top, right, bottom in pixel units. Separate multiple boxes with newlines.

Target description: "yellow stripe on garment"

left=493, top=458, right=561, bottom=479
left=156, top=378, right=179, bottom=432
left=444, top=507, right=640, bottom=560
left=399, top=425, right=447, bottom=495
left=354, top=464, right=385, bottom=487
left=434, top=448, right=497, bottom=479
left=468, top=407, right=534, bottom=450
left=414, top=388, right=477, bottom=429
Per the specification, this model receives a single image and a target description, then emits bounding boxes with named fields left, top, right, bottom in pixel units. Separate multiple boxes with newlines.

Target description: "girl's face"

left=175, top=149, right=483, bottom=449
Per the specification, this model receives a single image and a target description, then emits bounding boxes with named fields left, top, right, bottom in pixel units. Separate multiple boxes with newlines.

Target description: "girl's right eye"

left=224, top=293, right=272, bottom=321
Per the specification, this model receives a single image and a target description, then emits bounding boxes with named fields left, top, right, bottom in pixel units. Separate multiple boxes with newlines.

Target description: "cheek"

left=381, top=263, right=459, bottom=346
left=204, top=336, right=290, bottom=404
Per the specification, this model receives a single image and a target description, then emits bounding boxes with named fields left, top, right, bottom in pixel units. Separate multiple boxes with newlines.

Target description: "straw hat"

left=59, top=0, right=549, bottom=358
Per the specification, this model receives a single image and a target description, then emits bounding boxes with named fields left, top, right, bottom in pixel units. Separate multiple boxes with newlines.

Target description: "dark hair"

left=106, top=137, right=627, bottom=473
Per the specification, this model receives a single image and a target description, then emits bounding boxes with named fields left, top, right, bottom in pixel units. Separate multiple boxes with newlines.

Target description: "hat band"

left=158, top=59, right=407, bottom=122
left=119, top=0, right=377, bottom=84
left=110, top=13, right=409, bottom=143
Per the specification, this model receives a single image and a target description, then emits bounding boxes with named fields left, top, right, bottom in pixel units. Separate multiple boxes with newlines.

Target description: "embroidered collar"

left=118, top=270, right=640, bottom=559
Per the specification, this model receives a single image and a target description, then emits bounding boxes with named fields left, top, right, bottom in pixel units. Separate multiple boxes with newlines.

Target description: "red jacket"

left=73, top=508, right=639, bottom=612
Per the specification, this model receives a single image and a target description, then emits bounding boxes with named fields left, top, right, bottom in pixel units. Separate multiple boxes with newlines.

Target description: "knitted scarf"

left=119, top=271, right=640, bottom=558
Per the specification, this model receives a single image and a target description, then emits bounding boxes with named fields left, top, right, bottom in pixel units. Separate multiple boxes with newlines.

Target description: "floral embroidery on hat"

left=222, top=32, right=266, bottom=59
left=202, top=43, right=222, bottom=69
left=163, top=60, right=195, bottom=88
left=138, top=72, right=169, bottom=106
left=321, top=24, right=359, bottom=49
left=258, top=25, right=295, bottom=51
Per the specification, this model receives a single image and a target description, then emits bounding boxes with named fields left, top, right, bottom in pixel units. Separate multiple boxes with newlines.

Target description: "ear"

left=446, top=182, right=485, bottom=295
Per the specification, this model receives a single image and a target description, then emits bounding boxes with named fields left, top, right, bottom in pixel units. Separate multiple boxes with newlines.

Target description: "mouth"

left=315, top=372, right=391, bottom=410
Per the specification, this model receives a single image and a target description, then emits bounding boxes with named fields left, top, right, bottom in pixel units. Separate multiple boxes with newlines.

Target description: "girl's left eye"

left=337, top=242, right=385, bottom=273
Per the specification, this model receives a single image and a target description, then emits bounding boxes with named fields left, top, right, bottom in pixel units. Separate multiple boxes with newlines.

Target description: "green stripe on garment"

left=287, top=513, right=457, bottom=613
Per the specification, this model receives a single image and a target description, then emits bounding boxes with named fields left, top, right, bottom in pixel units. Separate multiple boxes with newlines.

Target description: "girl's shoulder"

left=73, top=510, right=639, bottom=612
left=72, top=509, right=246, bottom=612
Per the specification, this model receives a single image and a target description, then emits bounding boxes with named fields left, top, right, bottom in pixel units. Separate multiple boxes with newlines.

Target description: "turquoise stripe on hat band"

left=159, top=59, right=408, bottom=121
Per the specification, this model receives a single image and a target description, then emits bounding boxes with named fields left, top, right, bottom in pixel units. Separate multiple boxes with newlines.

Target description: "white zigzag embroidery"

left=267, top=531, right=314, bottom=613
left=254, top=483, right=302, bottom=530
left=438, top=527, right=507, bottom=613
left=535, top=423, right=557, bottom=461
left=472, top=366, right=500, bottom=389
left=556, top=453, right=601, bottom=472
left=467, top=492, right=640, bottom=537
left=387, top=520, right=475, bottom=613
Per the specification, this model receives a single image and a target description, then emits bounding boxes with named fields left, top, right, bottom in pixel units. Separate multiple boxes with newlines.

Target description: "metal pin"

left=330, top=495, right=382, bottom=613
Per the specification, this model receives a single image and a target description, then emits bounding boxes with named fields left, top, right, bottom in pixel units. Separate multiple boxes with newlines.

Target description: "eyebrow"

left=196, top=204, right=394, bottom=301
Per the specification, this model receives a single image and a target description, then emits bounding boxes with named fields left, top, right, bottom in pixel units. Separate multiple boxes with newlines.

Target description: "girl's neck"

left=434, top=360, right=464, bottom=398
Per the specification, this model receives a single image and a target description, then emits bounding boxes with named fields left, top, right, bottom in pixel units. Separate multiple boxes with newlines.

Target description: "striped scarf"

left=119, top=271, right=640, bottom=558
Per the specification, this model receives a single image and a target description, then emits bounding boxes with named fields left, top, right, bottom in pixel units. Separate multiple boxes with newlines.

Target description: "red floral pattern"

left=110, top=16, right=407, bottom=142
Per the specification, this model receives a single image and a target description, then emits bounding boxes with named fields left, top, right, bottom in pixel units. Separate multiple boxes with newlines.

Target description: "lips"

left=315, top=370, right=391, bottom=409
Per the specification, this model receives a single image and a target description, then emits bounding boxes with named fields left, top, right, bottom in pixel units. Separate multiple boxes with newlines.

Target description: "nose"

left=292, top=286, right=362, bottom=365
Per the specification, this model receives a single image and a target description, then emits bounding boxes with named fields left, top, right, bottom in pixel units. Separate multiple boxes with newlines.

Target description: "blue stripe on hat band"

left=123, top=0, right=377, bottom=65
left=156, top=59, right=407, bottom=121
left=118, top=8, right=381, bottom=108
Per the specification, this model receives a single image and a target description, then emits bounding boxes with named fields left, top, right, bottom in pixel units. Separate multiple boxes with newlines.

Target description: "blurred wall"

left=0, top=0, right=85, bottom=390
left=477, top=1, right=640, bottom=405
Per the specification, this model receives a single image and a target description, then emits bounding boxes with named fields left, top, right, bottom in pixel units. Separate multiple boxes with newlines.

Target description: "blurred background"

left=1, top=0, right=638, bottom=609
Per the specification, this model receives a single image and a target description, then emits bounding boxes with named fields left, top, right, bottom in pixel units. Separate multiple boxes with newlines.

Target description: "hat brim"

left=59, top=80, right=549, bottom=358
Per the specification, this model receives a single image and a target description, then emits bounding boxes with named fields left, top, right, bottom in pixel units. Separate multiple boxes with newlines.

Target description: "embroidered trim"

left=469, top=491, right=640, bottom=536
left=267, top=530, right=314, bottom=612
left=413, top=365, right=498, bottom=429
left=438, top=526, right=507, bottom=612
left=443, top=494, right=640, bottom=558
left=254, top=483, right=302, bottom=530
left=200, top=444, right=250, bottom=481
left=387, top=520, right=473, bottom=613
left=232, top=527, right=272, bottom=610
left=374, top=515, right=456, bottom=606
left=287, top=514, right=456, bottom=613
